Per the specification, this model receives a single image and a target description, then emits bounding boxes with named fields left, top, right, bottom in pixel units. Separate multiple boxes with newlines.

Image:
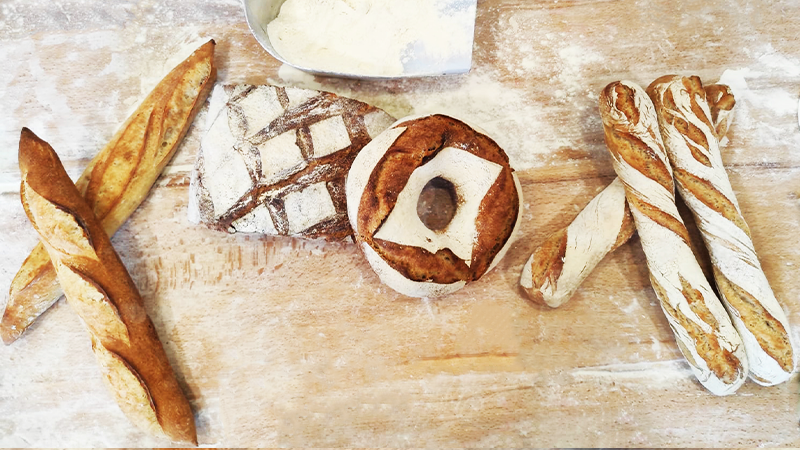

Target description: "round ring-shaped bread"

left=346, top=114, right=522, bottom=297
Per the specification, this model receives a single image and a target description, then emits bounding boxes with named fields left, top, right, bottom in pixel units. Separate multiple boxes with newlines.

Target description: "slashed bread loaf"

left=189, top=84, right=395, bottom=240
left=519, top=83, right=736, bottom=308
left=346, top=114, right=522, bottom=298
left=648, top=75, right=795, bottom=386
left=1, top=40, right=216, bottom=345
left=18, top=129, right=196, bottom=444
left=600, top=80, right=748, bottom=395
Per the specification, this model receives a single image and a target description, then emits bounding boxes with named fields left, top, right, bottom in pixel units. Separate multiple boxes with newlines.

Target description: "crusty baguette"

left=600, top=80, right=748, bottom=395
left=1, top=40, right=216, bottom=344
left=648, top=75, right=795, bottom=385
left=18, top=128, right=196, bottom=444
left=520, top=178, right=634, bottom=307
left=520, top=84, right=733, bottom=308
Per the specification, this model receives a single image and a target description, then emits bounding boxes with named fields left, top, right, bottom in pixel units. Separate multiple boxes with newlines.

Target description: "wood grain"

left=1, top=0, right=800, bottom=446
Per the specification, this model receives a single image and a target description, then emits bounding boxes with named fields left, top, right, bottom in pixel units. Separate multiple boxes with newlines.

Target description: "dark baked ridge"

left=196, top=86, right=386, bottom=240
left=357, top=114, right=519, bottom=284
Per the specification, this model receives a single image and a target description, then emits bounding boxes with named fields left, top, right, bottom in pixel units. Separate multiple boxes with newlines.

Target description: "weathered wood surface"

left=1, top=0, right=799, bottom=446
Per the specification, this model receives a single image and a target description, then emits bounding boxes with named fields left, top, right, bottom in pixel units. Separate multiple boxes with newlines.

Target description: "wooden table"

left=2, top=0, right=799, bottom=446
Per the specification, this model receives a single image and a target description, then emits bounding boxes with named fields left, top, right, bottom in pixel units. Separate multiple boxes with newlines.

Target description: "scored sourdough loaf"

left=346, top=114, right=522, bottom=298
left=520, top=83, right=735, bottom=308
left=1, top=40, right=216, bottom=344
left=188, top=84, right=395, bottom=240
left=18, top=129, right=196, bottom=444
left=599, top=80, right=748, bottom=395
left=648, top=75, right=795, bottom=385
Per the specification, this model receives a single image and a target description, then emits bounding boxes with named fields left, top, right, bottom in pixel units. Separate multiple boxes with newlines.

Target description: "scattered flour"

left=718, top=66, right=800, bottom=157
left=266, top=0, right=475, bottom=77
left=273, top=64, right=572, bottom=172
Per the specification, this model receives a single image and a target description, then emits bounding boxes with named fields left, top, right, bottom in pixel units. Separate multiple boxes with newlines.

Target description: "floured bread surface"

left=346, top=114, right=522, bottom=298
left=190, top=84, right=395, bottom=240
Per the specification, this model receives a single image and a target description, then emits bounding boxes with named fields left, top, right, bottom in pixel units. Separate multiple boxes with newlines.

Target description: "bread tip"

left=19, top=127, right=36, bottom=142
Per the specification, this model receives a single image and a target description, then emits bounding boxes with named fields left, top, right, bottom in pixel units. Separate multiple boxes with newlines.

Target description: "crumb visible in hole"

left=417, top=176, right=458, bottom=231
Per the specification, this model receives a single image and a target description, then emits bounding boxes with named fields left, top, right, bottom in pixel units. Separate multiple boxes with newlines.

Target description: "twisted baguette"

left=520, top=178, right=634, bottom=307
left=647, top=75, right=795, bottom=385
left=520, top=84, right=734, bottom=308
left=18, top=128, right=196, bottom=444
left=600, top=80, right=747, bottom=395
left=1, top=40, right=216, bottom=344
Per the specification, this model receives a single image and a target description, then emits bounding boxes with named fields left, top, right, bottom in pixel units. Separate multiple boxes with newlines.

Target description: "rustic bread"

left=600, top=80, right=748, bottom=395
left=188, top=84, right=395, bottom=240
left=1, top=40, right=216, bottom=344
left=520, top=83, right=734, bottom=308
left=520, top=178, right=634, bottom=307
left=648, top=75, right=795, bottom=385
left=346, top=114, right=522, bottom=297
left=18, top=128, right=196, bottom=444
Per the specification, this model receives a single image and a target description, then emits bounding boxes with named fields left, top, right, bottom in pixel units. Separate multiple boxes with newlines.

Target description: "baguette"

left=647, top=75, right=795, bottom=385
left=520, top=178, right=634, bottom=307
left=1, top=40, right=216, bottom=344
left=520, top=84, right=734, bottom=308
left=18, top=128, right=196, bottom=444
left=599, top=80, right=748, bottom=395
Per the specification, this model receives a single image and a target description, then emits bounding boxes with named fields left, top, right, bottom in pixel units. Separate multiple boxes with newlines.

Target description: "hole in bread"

left=417, top=176, right=458, bottom=231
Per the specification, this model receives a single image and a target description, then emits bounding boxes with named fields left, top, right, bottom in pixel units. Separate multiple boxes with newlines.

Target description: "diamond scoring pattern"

left=196, top=85, right=394, bottom=240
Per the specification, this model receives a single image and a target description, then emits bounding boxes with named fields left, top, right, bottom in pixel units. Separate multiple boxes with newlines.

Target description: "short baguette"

left=18, top=128, right=196, bottom=444
left=600, top=80, right=748, bottom=395
left=520, top=178, right=634, bottom=307
left=520, top=84, right=734, bottom=308
left=1, top=40, right=216, bottom=344
left=648, top=75, right=795, bottom=385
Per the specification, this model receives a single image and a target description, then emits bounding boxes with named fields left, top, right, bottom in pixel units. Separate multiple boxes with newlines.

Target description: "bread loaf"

left=188, top=84, right=395, bottom=240
left=600, top=80, right=748, bottom=395
left=18, top=128, right=196, bottom=444
left=346, top=114, right=522, bottom=297
left=648, top=75, right=795, bottom=385
left=520, top=84, right=734, bottom=308
left=1, top=40, right=216, bottom=344
left=520, top=178, right=634, bottom=307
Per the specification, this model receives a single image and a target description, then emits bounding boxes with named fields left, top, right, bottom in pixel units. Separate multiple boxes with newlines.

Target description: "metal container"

left=242, top=0, right=476, bottom=80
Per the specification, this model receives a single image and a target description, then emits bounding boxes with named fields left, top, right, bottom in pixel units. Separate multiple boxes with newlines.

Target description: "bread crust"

left=347, top=114, right=521, bottom=297
left=189, top=84, right=395, bottom=239
left=1, top=40, right=216, bottom=344
left=600, top=80, right=748, bottom=395
left=648, top=75, right=795, bottom=385
left=18, top=128, right=196, bottom=444
left=520, top=84, right=734, bottom=308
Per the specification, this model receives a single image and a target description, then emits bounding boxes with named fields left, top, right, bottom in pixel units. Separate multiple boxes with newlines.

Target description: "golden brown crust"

left=613, top=203, right=637, bottom=247
left=600, top=80, right=747, bottom=394
left=704, top=84, right=736, bottom=140
left=713, top=267, right=793, bottom=372
left=648, top=75, right=794, bottom=384
left=654, top=275, right=740, bottom=384
left=2, top=40, right=216, bottom=344
left=602, top=84, right=674, bottom=192
left=521, top=82, right=735, bottom=309
left=358, top=115, right=519, bottom=284
left=525, top=228, right=568, bottom=304
left=672, top=167, right=751, bottom=237
left=19, top=128, right=196, bottom=444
